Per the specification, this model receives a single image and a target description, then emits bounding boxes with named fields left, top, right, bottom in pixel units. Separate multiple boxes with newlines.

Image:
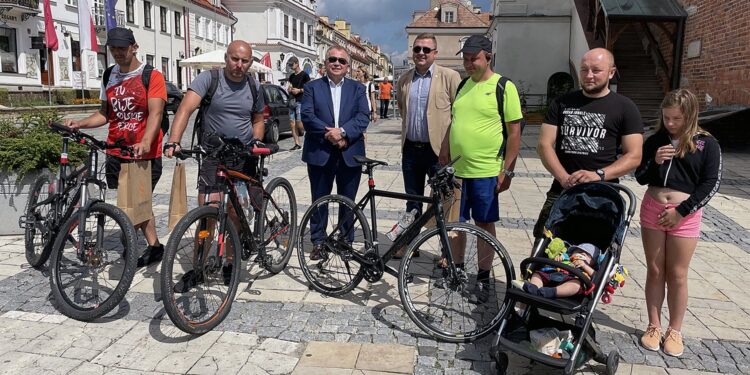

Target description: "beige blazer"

left=396, top=64, right=462, bottom=156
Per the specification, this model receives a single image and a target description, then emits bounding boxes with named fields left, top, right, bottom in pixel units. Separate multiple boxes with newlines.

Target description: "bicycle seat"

left=353, top=155, right=388, bottom=168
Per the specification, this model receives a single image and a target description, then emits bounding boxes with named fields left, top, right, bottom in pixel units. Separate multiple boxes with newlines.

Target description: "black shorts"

left=105, top=156, right=163, bottom=191
left=198, top=156, right=259, bottom=193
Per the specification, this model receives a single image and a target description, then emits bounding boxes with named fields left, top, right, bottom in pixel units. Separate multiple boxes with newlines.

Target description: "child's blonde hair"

left=655, top=88, right=710, bottom=158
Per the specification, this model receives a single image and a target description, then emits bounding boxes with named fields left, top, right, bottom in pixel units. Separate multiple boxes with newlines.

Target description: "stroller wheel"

left=606, top=350, right=619, bottom=375
left=494, top=352, right=509, bottom=374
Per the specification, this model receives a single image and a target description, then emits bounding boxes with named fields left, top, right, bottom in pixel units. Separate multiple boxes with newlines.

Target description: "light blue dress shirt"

left=328, top=77, right=345, bottom=127
left=406, top=64, right=434, bottom=143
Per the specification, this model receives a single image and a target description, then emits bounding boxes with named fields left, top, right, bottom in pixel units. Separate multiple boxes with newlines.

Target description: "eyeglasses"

left=412, top=46, right=434, bottom=54
left=327, top=56, right=348, bottom=65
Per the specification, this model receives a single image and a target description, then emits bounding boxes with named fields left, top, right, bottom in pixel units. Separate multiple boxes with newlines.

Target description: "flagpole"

left=47, top=48, right=52, bottom=106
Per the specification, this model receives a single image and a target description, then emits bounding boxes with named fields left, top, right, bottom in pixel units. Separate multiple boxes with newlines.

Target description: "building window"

left=93, top=0, right=105, bottom=26
left=307, top=24, right=312, bottom=46
left=207, top=19, right=213, bottom=40
left=174, top=11, right=181, bottom=36
left=160, top=7, right=167, bottom=32
left=219, top=25, right=226, bottom=44
left=292, top=18, right=297, bottom=42
left=299, top=22, right=304, bottom=43
left=196, top=16, right=204, bottom=37
left=161, top=57, right=169, bottom=81
left=66, top=0, right=78, bottom=6
left=284, top=15, right=289, bottom=39
left=97, top=52, right=106, bottom=77
left=0, top=27, right=17, bottom=73
left=126, top=0, right=134, bottom=23
left=445, top=11, right=454, bottom=23
left=146, top=54, right=154, bottom=66
left=143, top=1, right=152, bottom=28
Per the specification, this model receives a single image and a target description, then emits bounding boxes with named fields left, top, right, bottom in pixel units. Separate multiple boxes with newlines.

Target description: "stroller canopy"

left=545, top=183, right=627, bottom=252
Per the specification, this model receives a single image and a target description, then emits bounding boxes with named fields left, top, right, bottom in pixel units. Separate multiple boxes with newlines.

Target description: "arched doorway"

left=547, top=72, right=575, bottom=105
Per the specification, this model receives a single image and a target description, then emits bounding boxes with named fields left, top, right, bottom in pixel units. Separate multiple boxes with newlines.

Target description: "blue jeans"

left=402, top=140, right=439, bottom=215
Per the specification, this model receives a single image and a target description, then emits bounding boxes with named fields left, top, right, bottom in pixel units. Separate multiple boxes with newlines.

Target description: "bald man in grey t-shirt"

left=165, top=40, right=265, bottom=194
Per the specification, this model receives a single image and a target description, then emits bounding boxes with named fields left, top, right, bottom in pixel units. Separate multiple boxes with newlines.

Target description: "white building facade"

left=0, top=0, right=234, bottom=91
left=225, top=0, right=317, bottom=84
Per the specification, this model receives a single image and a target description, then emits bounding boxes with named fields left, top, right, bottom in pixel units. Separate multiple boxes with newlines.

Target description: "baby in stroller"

left=520, top=243, right=601, bottom=298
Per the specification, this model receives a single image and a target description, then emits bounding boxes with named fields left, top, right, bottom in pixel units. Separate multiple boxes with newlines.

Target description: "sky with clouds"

left=316, top=0, right=492, bottom=65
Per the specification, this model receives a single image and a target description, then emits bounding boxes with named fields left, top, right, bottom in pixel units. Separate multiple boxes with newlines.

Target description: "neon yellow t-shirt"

left=450, top=73, right=523, bottom=178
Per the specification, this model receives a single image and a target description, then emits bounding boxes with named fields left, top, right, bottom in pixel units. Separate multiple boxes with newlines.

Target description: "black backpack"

left=191, top=68, right=259, bottom=149
left=102, top=64, right=170, bottom=136
left=456, top=75, right=526, bottom=158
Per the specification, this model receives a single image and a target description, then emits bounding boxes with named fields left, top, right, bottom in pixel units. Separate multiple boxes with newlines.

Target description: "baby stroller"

left=491, top=182, right=636, bottom=375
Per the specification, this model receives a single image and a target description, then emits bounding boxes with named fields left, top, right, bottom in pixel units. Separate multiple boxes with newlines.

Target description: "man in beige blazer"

left=395, top=33, right=461, bottom=242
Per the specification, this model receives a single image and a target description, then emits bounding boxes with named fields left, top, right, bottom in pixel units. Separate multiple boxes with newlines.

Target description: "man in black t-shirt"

left=287, top=57, right=310, bottom=150
left=534, top=48, right=644, bottom=241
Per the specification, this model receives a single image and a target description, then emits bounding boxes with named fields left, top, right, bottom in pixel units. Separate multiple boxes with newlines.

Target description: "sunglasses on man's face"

left=412, top=46, right=434, bottom=54
left=327, top=56, right=348, bottom=65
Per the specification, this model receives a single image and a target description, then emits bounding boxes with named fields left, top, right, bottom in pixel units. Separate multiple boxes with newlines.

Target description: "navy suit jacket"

left=301, top=76, right=370, bottom=168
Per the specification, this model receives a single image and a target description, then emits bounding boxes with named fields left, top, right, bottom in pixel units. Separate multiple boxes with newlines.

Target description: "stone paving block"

left=0, top=351, right=83, bottom=375
left=298, top=341, right=361, bottom=369
left=292, top=367, right=354, bottom=375
left=258, top=337, right=304, bottom=356
left=356, top=343, right=416, bottom=374
left=247, top=349, right=299, bottom=374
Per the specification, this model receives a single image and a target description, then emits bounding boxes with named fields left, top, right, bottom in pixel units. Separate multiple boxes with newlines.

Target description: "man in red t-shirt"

left=66, top=27, right=167, bottom=268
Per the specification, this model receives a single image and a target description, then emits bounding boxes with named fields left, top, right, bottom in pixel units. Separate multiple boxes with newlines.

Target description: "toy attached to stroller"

left=491, top=182, right=636, bottom=375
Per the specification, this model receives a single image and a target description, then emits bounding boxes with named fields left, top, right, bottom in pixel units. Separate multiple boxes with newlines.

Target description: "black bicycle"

left=20, top=122, right=139, bottom=321
left=297, top=156, right=515, bottom=342
left=161, top=136, right=297, bottom=334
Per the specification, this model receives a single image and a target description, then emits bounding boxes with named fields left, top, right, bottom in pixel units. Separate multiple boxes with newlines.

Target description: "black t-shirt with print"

left=288, top=71, right=310, bottom=100
left=545, top=90, right=643, bottom=193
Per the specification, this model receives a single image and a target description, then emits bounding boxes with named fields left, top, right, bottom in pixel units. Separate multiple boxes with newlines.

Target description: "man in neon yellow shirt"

left=439, top=35, right=523, bottom=303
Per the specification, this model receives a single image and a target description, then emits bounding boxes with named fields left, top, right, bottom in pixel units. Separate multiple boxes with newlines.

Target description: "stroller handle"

left=602, top=182, right=637, bottom=219
left=520, top=257, right=593, bottom=292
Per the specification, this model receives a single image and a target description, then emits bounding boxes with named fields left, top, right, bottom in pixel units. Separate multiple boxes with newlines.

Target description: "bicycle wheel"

left=161, top=206, right=242, bottom=334
left=297, top=194, right=371, bottom=296
left=49, top=202, right=138, bottom=321
left=258, top=177, right=297, bottom=274
left=24, top=174, right=56, bottom=268
left=398, top=222, right=514, bottom=342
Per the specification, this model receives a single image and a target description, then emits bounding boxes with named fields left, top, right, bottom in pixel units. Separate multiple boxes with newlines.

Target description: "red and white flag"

left=43, top=0, right=58, bottom=51
left=77, top=0, right=99, bottom=52
left=261, top=52, right=271, bottom=68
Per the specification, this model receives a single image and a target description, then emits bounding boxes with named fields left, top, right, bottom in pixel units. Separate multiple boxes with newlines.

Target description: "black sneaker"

left=137, top=244, right=164, bottom=268
left=290, top=144, right=302, bottom=151
left=471, top=281, right=491, bottom=304
left=222, top=264, right=233, bottom=286
left=310, top=244, right=327, bottom=261
left=173, top=270, right=204, bottom=293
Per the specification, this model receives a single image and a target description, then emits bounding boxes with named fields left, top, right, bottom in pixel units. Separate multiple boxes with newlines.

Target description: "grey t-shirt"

left=189, top=70, right=265, bottom=145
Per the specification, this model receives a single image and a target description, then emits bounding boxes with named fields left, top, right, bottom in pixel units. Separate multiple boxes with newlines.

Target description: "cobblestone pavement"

left=1, top=117, right=750, bottom=374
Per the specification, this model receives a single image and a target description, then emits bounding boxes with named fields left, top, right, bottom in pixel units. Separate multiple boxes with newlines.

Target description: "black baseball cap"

left=456, top=35, right=492, bottom=55
left=106, top=27, right=136, bottom=47
left=287, top=56, right=299, bottom=66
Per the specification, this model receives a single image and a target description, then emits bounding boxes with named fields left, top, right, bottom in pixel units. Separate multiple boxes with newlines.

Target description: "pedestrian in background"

left=287, top=57, right=309, bottom=150
left=379, top=78, right=393, bottom=119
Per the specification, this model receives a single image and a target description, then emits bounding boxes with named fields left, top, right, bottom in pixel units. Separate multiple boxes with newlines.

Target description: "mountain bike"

left=161, top=136, right=297, bottom=334
left=297, top=156, right=515, bottom=342
left=26, top=122, right=139, bottom=321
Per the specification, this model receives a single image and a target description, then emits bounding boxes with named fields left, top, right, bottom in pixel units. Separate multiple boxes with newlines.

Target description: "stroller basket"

left=492, top=182, right=636, bottom=375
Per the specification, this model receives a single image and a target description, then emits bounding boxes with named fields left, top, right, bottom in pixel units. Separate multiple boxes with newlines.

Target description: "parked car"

left=261, top=83, right=294, bottom=144
left=165, top=81, right=183, bottom=114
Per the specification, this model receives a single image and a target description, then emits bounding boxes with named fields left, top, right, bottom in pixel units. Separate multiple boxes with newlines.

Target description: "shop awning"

left=179, top=49, right=273, bottom=73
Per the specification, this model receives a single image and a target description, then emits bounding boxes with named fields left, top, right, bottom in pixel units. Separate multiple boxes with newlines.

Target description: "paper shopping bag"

left=117, top=160, right=153, bottom=226
left=168, top=161, right=188, bottom=230
left=425, top=177, right=462, bottom=228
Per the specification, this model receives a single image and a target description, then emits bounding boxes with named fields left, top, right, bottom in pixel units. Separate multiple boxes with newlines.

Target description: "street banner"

left=77, top=0, right=99, bottom=52
left=105, top=0, right=119, bottom=31
left=261, top=52, right=271, bottom=68
left=43, top=0, right=58, bottom=51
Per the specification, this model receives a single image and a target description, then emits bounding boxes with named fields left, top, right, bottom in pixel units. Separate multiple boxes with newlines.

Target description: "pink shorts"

left=640, top=193, right=703, bottom=238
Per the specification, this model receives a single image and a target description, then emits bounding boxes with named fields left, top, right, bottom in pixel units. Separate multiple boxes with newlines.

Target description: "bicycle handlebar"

left=49, top=122, right=134, bottom=155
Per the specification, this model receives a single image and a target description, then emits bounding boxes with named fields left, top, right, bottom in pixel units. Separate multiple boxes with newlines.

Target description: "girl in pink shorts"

left=634, top=89, right=722, bottom=358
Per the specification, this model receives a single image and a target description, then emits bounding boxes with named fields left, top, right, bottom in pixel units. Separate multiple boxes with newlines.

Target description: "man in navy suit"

left=301, top=46, right=370, bottom=260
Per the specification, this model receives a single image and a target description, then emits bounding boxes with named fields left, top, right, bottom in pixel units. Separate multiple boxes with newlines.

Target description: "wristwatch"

left=502, top=169, right=515, bottom=178
left=596, top=169, right=605, bottom=181
left=340, top=128, right=347, bottom=139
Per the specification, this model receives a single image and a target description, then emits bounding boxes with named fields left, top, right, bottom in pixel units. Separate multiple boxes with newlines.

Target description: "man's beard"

left=582, top=81, right=608, bottom=95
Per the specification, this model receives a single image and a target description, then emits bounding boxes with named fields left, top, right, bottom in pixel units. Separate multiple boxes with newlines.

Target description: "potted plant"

left=0, top=109, right=87, bottom=235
